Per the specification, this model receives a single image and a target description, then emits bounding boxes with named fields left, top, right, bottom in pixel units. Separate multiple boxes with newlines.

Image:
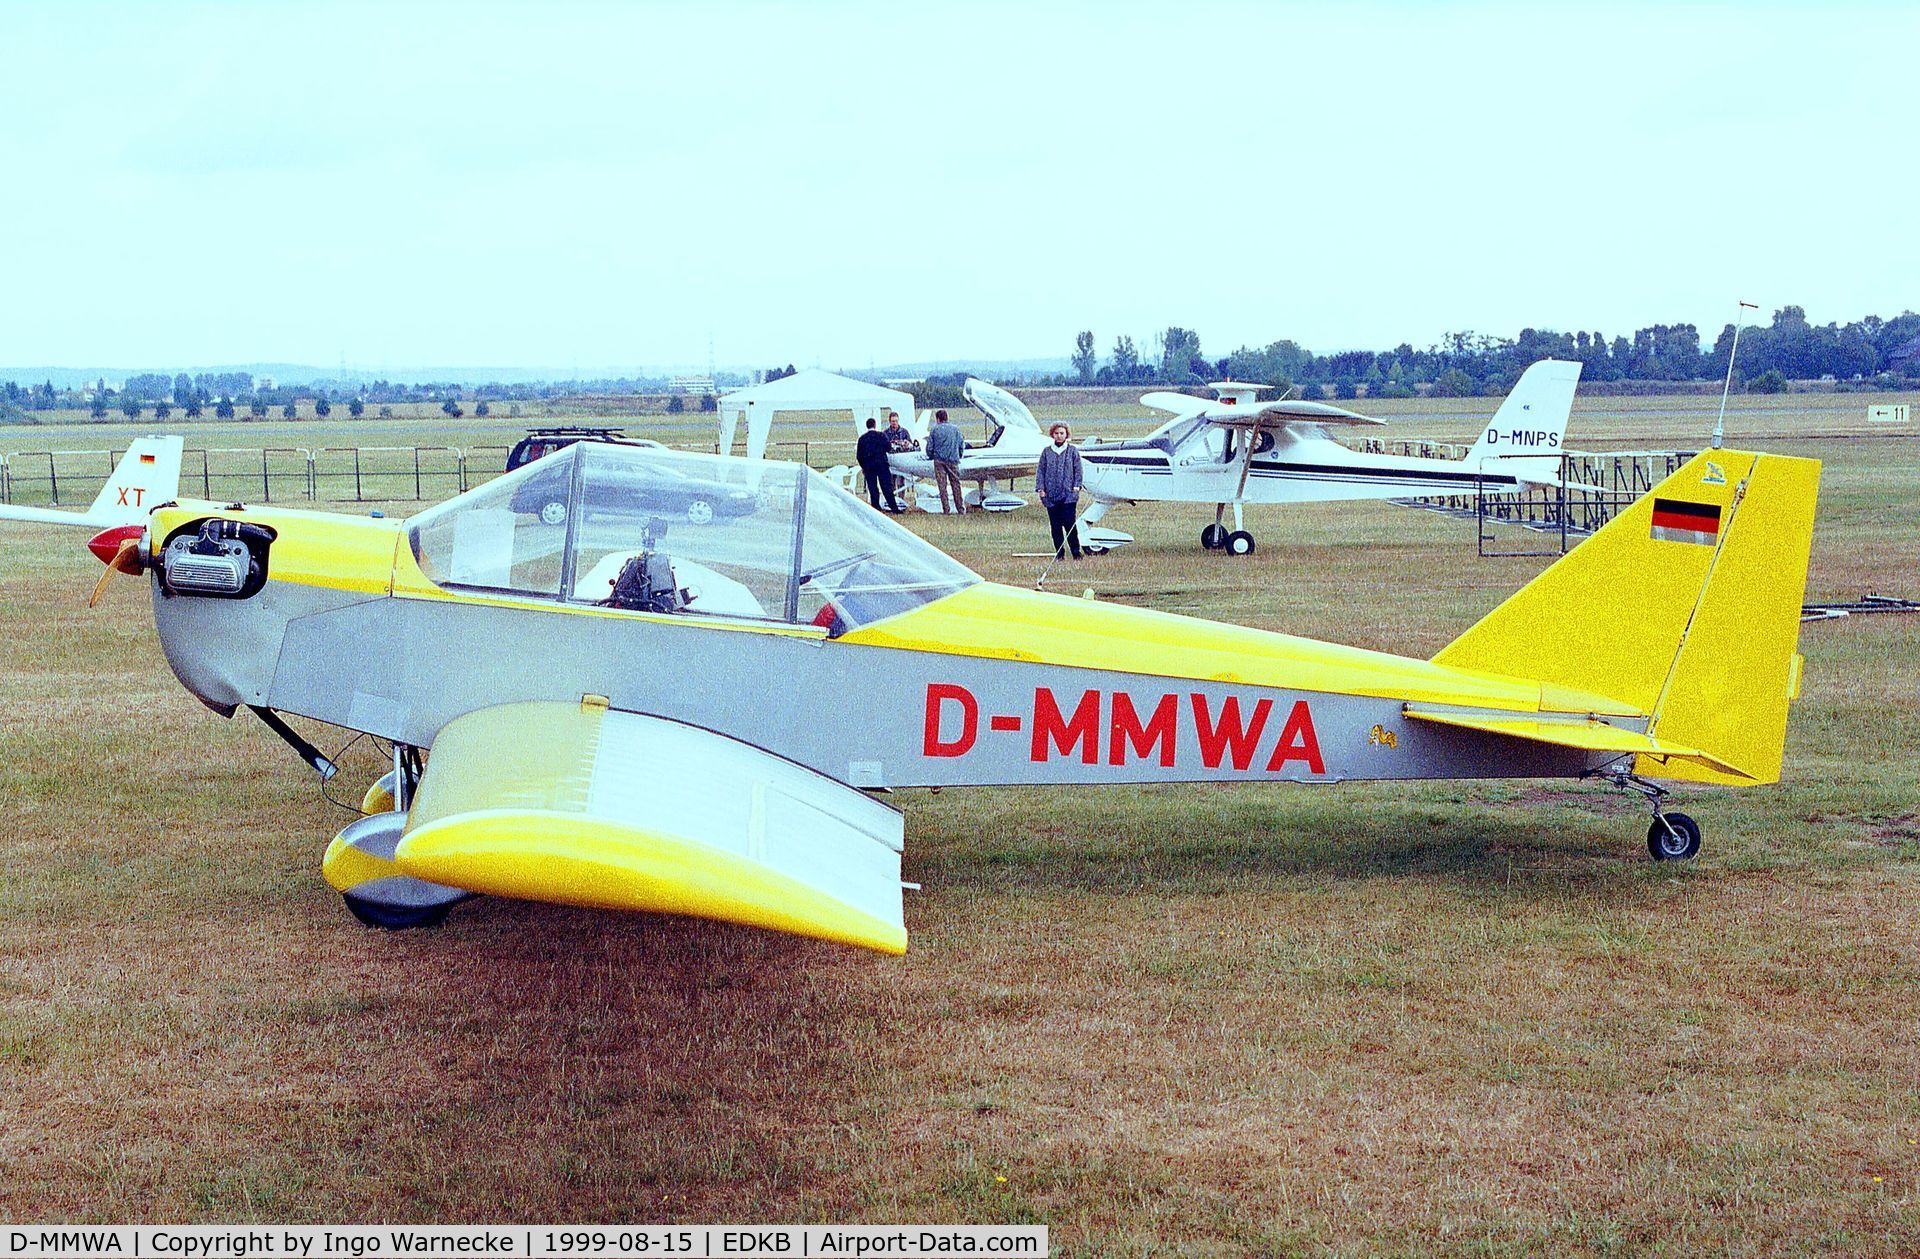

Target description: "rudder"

left=1435, top=449, right=1820, bottom=785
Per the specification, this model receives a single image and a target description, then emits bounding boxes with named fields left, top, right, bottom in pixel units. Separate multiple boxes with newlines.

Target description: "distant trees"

left=348, top=398, right=364, bottom=417
left=762, top=364, right=798, bottom=383
left=699, top=393, right=717, bottom=412
left=474, top=400, right=490, bottom=417
left=1158, top=327, right=1203, bottom=384
left=215, top=397, right=235, bottom=419
left=666, top=395, right=684, bottom=413
left=249, top=399, right=268, bottom=418
left=441, top=399, right=463, bottom=417
left=173, top=373, right=193, bottom=404
left=314, top=397, right=331, bottom=418
left=1072, top=331, right=1096, bottom=384
left=121, top=398, right=141, bottom=419
left=281, top=401, right=298, bottom=419
left=154, top=401, right=171, bottom=420
left=90, top=397, right=108, bottom=419
left=185, top=397, right=203, bottom=418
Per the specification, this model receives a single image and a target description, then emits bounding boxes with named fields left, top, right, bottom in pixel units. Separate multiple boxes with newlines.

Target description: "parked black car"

left=505, top=427, right=662, bottom=472
left=508, top=454, right=761, bottom=527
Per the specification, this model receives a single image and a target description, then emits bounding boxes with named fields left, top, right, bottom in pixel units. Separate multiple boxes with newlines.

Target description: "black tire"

left=1225, top=530, right=1256, bottom=556
left=1200, top=524, right=1227, bottom=549
left=1647, top=811, right=1702, bottom=861
left=343, top=892, right=454, bottom=930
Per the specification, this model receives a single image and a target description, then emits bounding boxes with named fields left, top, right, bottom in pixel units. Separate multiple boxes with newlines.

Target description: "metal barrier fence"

left=0, top=440, right=843, bottom=511
left=0, top=445, right=522, bottom=508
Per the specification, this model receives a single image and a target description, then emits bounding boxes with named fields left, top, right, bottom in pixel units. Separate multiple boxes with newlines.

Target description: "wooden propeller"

left=88, top=537, right=143, bottom=608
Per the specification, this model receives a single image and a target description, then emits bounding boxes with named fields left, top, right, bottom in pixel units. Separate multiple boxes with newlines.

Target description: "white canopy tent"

left=718, top=369, right=919, bottom=460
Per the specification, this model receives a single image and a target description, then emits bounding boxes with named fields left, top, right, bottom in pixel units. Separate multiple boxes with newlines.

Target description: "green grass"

left=0, top=402, right=1917, bottom=1251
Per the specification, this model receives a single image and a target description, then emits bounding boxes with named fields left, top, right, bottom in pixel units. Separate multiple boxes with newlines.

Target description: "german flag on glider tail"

left=139, top=453, right=156, bottom=464
left=1649, top=497, right=1722, bottom=545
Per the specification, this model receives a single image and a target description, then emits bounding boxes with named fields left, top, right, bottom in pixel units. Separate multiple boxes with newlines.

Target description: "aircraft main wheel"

left=686, top=499, right=715, bottom=525
left=1647, top=811, right=1702, bottom=861
left=539, top=500, right=568, bottom=527
left=1200, top=524, right=1227, bottom=549
left=343, top=891, right=453, bottom=930
left=1225, top=530, right=1256, bottom=556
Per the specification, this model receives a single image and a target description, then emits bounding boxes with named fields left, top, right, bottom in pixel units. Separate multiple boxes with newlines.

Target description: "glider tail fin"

left=1465, top=358, right=1582, bottom=484
left=88, top=436, right=184, bottom=522
left=1433, top=449, right=1820, bottom=785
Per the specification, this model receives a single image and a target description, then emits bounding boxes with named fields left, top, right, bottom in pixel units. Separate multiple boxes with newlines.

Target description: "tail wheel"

left=1200, top=524, right=1227, bottom=549
left=1647, top=811, right=1702, bottom=861
left=1225, top=530, right=1256, bottom=556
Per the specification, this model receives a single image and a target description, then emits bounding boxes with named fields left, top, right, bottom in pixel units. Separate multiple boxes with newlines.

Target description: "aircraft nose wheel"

left=1647, top=811, right=1702, bottom=861
left=1200, top=524, right=1227, bottom=549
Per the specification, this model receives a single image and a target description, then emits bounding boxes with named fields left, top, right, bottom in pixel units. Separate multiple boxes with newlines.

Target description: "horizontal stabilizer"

left=1402, top=706, right=1753, bottom=779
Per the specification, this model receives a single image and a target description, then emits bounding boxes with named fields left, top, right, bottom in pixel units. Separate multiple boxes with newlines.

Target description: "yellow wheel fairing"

left=360, top=770, right=399, bottom=817
left=323, top=827, right=403, bottom=893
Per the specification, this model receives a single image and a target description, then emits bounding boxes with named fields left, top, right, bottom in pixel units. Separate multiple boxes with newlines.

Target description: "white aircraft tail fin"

left=0, top=435, right=185, bottom=529
left=1465, top=359, right=1581, bottom=483
left=90, top=436, right=184, bottom=521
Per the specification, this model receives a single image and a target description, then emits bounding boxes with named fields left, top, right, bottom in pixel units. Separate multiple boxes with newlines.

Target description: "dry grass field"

left=1, top=395, right=1917, bottom=1254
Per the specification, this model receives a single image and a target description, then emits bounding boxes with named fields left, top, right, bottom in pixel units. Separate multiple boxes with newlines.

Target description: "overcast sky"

left=2, top=0, right=1914, bottom=372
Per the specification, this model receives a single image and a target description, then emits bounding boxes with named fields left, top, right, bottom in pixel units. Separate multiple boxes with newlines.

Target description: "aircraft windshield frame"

left=407, top=443, right=979, bottom=632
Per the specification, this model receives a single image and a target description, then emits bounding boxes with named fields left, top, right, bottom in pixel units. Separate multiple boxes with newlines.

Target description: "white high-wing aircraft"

left=886, top=377, right=1052, bottom=511
left=1076, top=359, right=1584, bottom=555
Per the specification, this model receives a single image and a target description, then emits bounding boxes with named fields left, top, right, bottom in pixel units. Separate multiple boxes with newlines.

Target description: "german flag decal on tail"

left=1649, top=498, right=1722, bottom=545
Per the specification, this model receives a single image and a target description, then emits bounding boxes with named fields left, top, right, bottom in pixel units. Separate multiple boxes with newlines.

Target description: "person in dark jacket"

left=884, top=410, right=917, bottom=453
left=1035, top=422, right=1084, bottom=559
left=855, top=417, right=902, bottom=512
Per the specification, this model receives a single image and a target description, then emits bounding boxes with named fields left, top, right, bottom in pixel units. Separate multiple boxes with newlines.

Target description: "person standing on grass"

left=884, top=410, right=917, bottom=453
left=855, top=417, right=902, bottom=512
left=1035, top=421, right=1084, bottom=560
left=926, top=408, right=967, bottom=514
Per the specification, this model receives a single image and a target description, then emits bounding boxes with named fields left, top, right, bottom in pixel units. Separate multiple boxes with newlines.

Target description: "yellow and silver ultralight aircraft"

left=14, top=439, right=1818, bottom=954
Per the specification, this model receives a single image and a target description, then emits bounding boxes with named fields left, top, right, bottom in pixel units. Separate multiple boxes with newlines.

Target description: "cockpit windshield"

left=407, top=443, right=979, bottom=632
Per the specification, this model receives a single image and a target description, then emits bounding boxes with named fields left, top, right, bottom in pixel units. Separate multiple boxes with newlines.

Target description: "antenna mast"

left=1712, top=300, right=1760, bottom=450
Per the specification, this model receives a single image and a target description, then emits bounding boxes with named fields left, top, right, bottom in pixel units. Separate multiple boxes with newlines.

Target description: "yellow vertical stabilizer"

left=1434, top=450, right=1820, bottom=785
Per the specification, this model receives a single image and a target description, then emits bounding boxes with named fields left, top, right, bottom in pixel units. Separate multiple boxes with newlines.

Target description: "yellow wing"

left=382, top=700, right=908, bottom=954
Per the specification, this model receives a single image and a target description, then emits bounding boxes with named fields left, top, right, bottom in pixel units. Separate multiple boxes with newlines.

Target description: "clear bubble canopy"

left=408, top=443, right=978, bottom=632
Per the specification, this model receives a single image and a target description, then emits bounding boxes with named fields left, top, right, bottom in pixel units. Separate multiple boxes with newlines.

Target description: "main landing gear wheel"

left=1225, top=530, right=1256, bottom=556
left=1647, top=811, right=1702, bottom=861
left=342, top=892, right=454, bottom=930
left=1200, top=524, right=1227, bottom=549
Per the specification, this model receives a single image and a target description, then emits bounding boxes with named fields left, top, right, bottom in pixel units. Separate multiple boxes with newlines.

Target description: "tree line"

left=1055, top=307, right=1920, bottom=397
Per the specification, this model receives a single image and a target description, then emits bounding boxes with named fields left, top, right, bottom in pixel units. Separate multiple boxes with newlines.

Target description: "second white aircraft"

left=1072, top=358, right=1584, bottom=554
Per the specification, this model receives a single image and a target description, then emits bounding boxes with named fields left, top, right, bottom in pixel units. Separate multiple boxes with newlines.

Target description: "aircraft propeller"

left=86, top=526, right=146, bottom=607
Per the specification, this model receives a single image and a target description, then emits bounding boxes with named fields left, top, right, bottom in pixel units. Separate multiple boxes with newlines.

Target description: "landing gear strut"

left=1204, top=503, right=1256, bottom=556
left=1591, top=768, right=1702, bottom=861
